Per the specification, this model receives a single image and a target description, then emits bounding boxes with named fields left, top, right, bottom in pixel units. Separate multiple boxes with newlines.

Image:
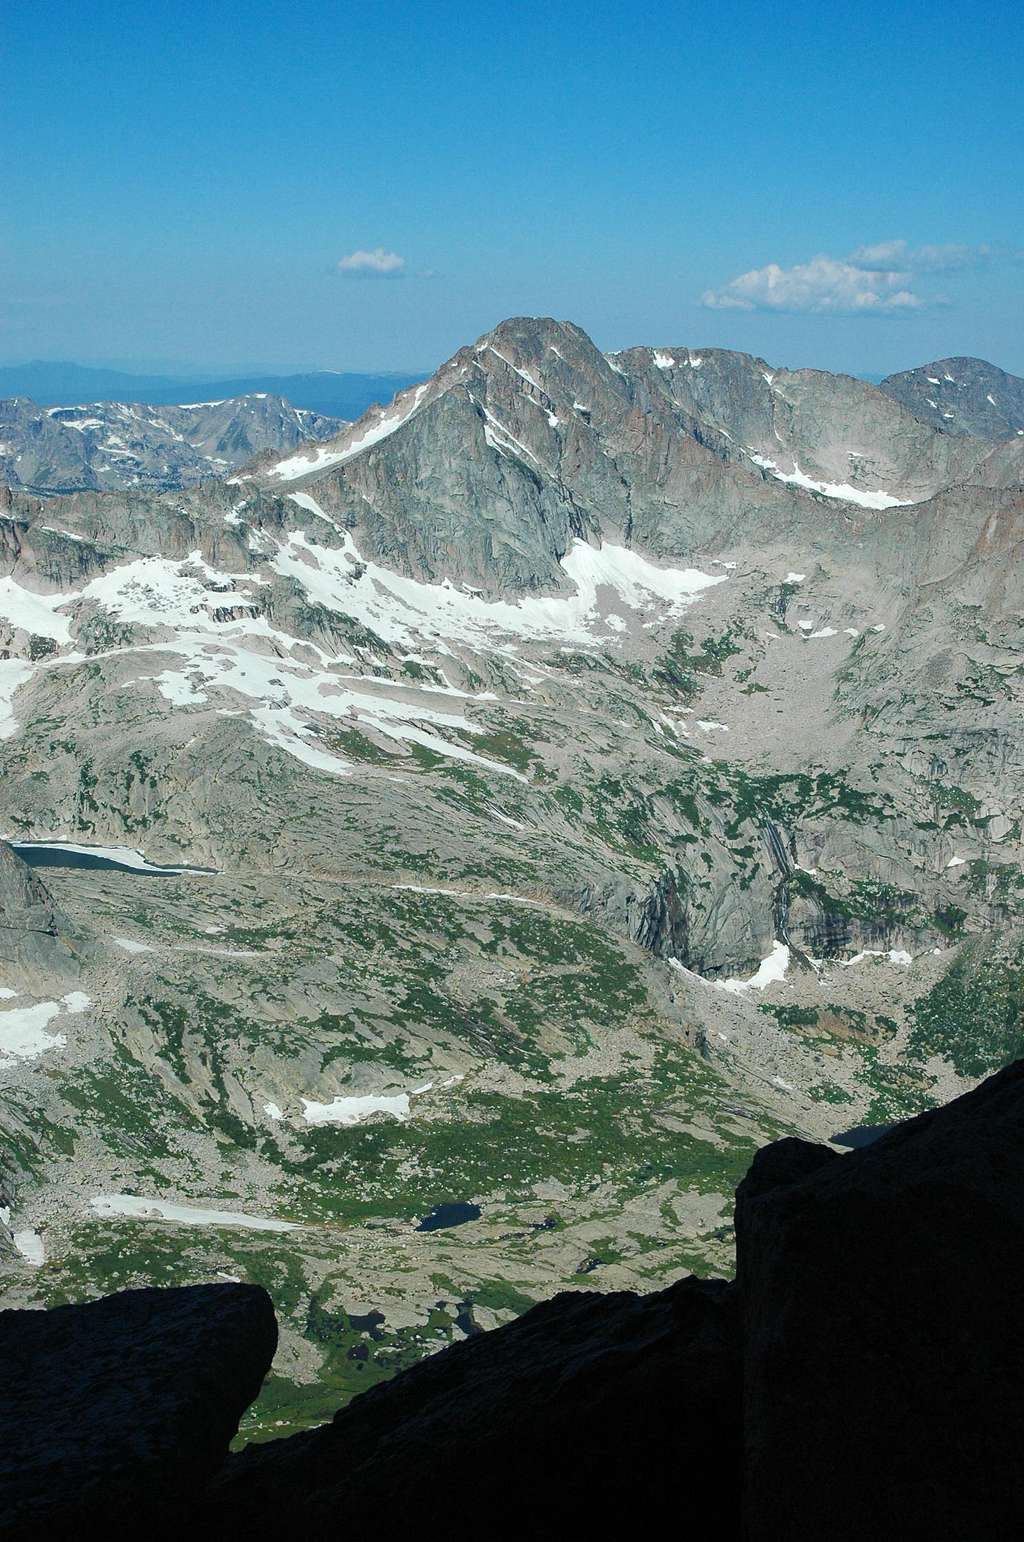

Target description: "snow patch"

left=749, top=454, right=910, bottom=510
left=0, top=579, right=74, bottom=644
left=0, top=1001, right=66, bottom=1062
left=842, top=948, right=912, bottom=968
left=301, top=1093, right=411, bottom=1126
left=90, top=1194, right=297, bottom=1232
left=0, top=660, right=34, bottom=739
left=718, top=941, right=790, bottom=993
left=13, top=1229, right=45, bottom=1266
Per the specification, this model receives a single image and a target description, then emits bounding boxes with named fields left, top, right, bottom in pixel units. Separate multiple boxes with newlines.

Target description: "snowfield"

left=89, top=1194, right=298, bottom=1232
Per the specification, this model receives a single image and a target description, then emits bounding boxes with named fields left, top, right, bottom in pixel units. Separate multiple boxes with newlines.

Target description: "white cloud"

left=338, top=247, right=406, bottom=278
left=702, top=255, right=926, bottom=315
left=701, top=237, right=1018, bottom=316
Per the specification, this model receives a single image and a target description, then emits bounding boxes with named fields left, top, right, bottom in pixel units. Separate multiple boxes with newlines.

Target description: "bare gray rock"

left=881, top=356, right=1024, bottom=439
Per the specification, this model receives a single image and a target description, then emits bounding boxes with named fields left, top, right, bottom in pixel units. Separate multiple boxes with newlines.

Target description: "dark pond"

left=416, top=1202, right=482, bottom=1232
left=832, top=1123, right=895, bottom=1149
left=11, top=843, right=215, bottom=877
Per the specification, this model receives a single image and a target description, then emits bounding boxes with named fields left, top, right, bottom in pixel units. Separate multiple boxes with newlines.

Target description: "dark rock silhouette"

left=202, top=1274, right=740, bottom=1538
left=0, top=1283, right=276, bottom=1539
left=735, top=1057, right=1024, bottom=1541
left=3, top=1061, right=1023, bottom=1540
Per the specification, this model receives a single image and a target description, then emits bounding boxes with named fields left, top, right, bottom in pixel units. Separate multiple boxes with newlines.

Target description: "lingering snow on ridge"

left=0, top=578, right=75, bottom=643
left=301, top=1093, right=411, bottom=1126
left=270, top=382, right=429, bottom=481
left=274, top=496, right=725, bottom=661
left=653, top=351, right=675, bottom=369
left=0, top=659, right=34, bottom=739
left=717, top=941, right=790, bottom=993
left=749, top=454, right=911, bottom=510
left=90, top=1194, right=297, bottom=1232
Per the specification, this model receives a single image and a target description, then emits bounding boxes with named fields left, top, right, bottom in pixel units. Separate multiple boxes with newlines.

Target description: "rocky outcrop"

left=736, top=1057, right=1024, bottom=1541
left=0, top=1283, right=276, bottom=1539
left=0, top=840, right=87, bottom=983
left=203, top=1275, right=740, bottom=1538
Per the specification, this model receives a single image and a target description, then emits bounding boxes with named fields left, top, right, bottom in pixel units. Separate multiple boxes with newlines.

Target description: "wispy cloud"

left=700, top=239, right=1015, bottom=316
left=847, top=240, right=994, bottom=274
left=337, top=247, right=406, bottom=278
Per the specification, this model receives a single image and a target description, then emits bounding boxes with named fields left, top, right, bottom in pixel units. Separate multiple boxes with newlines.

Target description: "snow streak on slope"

left=748, top=454, right=911, bottom=511
left=0, top=498, right=723, bottom=780
left=269, top=383, right=429, bottom=481
left=272, top=494, right=725, bottom=655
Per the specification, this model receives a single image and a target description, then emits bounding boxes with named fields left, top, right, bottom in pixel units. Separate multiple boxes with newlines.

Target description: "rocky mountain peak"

left=880, top=355, right=1024, bottom=440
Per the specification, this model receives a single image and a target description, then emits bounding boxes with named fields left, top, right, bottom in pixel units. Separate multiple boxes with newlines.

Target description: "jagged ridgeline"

left=0, top=316, right=1022, bottom=1437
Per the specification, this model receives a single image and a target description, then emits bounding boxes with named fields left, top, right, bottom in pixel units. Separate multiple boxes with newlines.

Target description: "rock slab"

left=0, top=1283, right=277, bottom=1537
left=202, top=1274, right=741, bottom=1539
left=736, top=1059, right=1024, bottom=1541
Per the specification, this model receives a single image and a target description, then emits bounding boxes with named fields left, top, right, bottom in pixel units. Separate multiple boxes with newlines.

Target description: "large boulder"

left=735, top=1058, right=1024, bottom=1541
left=0, top=1283, right=277, bottom=1538
left=198, top=1275, right=741, bottom=1539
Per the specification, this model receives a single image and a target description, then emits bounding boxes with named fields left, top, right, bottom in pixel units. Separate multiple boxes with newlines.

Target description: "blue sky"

left=4, top=0, right=1022, bottom=375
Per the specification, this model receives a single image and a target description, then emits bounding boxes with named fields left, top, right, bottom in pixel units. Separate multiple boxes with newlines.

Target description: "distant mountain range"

left=0, top=395, right=343, bottom=495
left=0, top=362, right=423, bottom=421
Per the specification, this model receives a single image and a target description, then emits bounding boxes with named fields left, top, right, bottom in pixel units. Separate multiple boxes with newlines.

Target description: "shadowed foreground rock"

left=736, top=1057, right=1024, bottom=1541
left=0, top=1283, right=276, bottom=1539
left=3, top=1061, right=1024, bottom=1540
left=200, top=1274, right=740, bottom=1538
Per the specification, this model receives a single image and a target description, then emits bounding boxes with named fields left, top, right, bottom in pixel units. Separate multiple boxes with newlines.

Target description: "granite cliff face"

left=0, top=316, right=1021, bottom=1435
